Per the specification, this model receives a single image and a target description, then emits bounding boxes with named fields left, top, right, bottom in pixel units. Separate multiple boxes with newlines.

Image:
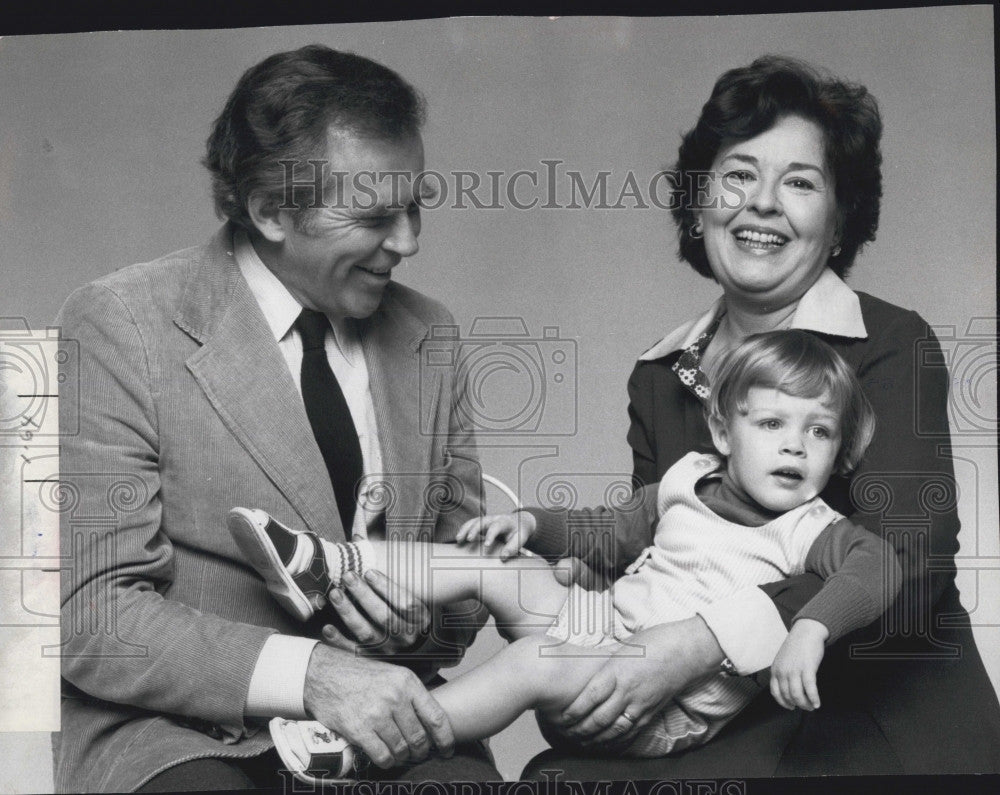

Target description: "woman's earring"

left=690, top=220, right=703, bottom=239
left=831, top=244, right=842, bottom=257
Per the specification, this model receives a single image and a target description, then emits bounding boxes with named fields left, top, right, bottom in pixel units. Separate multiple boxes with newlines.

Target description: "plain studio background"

left=0, top=8, right=996, bottom=789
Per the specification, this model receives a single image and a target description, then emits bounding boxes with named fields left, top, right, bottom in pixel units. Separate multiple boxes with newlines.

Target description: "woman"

left=520, top=55, right=1000, bottom=777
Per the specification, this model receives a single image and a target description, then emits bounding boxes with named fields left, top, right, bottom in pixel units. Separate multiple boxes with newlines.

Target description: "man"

left=54, top=45, right=499, bottom=791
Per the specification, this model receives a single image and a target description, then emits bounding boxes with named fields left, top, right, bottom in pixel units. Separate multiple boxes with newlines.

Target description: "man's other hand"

left=303, top=644, right=455, bottom=768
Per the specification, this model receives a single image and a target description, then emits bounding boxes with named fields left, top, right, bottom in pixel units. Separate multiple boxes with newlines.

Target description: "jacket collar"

left=172, top=224, right=436, bottom=540
left=638, top=268, right=867, bottom=362
left=173, top=224, right=245, bottom=344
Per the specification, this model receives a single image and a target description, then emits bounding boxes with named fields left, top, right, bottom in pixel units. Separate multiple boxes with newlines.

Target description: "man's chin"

left=346, top=292, right=390, bottom=321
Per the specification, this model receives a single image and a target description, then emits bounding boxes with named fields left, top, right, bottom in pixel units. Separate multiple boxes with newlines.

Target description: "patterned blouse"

left=670, top=313, right=723, bottom=402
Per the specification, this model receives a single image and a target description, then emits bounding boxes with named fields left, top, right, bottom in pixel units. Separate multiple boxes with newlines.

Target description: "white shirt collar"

left=638, top=268, right=868, bottom=361
left=234, top=229, right=357, bottom=363
left=234, top=229, right=301, bottom=344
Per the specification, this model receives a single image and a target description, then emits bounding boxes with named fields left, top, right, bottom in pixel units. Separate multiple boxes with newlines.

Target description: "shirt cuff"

left=698, top=587, right=788, bottom=675
left=245, top=634, right=319, bottom=719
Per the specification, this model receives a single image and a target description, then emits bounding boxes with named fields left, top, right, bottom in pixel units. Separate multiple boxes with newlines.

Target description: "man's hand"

left=544, top=616, right=724, bottom=746
left=455, top=512, right=536, bottom=560
left=770, top=618, right=828, bottom=711
left=303, top=644, right=454, bottom=768
left=321, top=569, right=431, bottom=656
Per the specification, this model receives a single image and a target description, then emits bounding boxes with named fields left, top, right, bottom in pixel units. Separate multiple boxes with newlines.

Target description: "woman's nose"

left=748, top=177, right=781, bottom=215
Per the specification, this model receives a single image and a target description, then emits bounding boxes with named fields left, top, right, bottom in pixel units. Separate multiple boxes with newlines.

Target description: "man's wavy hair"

left=707, top=330, right=876, bottom=476
left=203, top=44, right=425, bottom=230
left=671, top=55, right=882, bottom=279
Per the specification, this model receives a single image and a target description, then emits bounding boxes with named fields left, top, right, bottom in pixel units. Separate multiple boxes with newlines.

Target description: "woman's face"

left=698, top=115, right=840, bottom=310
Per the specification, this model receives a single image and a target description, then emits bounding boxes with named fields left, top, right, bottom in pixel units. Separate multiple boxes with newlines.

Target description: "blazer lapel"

left=176, top=227, right=345, bottom=540
left=362, top=290, right=440, bottom=534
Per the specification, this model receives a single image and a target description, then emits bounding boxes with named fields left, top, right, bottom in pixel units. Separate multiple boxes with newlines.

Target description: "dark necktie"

left=296, top=309, right=363, bottom=539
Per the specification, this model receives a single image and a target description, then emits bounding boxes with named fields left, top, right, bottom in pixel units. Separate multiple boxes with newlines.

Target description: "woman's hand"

left=770, top=618, right=828, bottom=711
left=546, top=616, right=725, bottom=745
left=551, top=556, right=614, bottom=591
left=455, top=512, right=536, bottom=561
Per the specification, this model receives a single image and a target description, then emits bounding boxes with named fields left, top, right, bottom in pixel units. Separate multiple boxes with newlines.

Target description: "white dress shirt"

left=234, top=229, right=384, bottom=718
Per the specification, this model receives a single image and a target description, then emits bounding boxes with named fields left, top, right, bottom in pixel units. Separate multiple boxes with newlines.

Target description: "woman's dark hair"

left=203, top=45, right=426, bottom=230
left=671, top=55, right=882, bottom=279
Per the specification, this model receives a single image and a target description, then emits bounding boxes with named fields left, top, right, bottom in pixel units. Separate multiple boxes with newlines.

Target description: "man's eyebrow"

left=346, top=204, right=394, bottom=217
left=348, top=197, right=420, bottom=215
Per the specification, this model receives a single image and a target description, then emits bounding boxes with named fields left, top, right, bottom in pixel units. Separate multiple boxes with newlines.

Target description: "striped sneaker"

left=227, top=508, right=330, bottom=622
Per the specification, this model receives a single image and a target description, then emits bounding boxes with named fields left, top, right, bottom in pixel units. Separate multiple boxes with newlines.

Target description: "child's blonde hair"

left=706, top=330, right=876, bottom=475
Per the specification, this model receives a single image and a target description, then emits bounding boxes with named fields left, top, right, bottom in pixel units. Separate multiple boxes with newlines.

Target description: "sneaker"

left=227, top=508, right=329, bottom=622
left=270, top=717, right=359, bottom=784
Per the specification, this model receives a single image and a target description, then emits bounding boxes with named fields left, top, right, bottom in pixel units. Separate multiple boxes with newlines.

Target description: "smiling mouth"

left=733, top=229, right=789, bottom=250
left=357, top=265, right=392, bottom=278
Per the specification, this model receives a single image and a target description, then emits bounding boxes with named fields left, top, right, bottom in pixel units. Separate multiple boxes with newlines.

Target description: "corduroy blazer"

left=53, top=225, right=481, bottom=792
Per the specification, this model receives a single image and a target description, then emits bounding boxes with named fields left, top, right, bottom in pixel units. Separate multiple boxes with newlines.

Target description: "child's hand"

left=455, top=512, right=537, bottom=560
left=770, top=618, right=829, bottom=711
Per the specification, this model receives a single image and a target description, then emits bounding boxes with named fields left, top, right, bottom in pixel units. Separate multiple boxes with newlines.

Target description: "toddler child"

left=228, top=330, right=901, bottom=781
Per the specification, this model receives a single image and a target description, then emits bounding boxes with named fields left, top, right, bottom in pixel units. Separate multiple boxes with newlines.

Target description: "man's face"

left=261, top=130, right=426, bottom=320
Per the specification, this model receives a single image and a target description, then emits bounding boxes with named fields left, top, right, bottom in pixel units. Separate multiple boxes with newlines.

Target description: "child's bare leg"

left=366, top=539, right=570, bottom=640
left=429, top=634, right=616, bottom=742
left=226, top=508, right=571, bottom=639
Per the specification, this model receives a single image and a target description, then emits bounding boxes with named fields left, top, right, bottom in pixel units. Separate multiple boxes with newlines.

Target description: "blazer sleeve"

left=412, top=307, right=488, bottom=671
left=435, top=311, right=483, bottom=538
left=57, top=282, right=273, bottom=742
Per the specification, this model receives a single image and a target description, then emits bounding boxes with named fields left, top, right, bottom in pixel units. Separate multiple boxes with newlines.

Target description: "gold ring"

left=621, top=711, right=637, bottom=724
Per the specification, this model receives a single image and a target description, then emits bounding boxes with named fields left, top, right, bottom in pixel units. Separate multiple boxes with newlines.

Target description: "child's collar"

left=715, top=468, right=786, bottom=524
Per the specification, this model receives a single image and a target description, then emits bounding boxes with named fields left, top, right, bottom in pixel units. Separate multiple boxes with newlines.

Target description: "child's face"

left=710, top=387, right=841, bottom=512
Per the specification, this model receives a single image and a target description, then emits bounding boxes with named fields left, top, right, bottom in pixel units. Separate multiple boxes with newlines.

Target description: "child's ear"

left=708, top=415, right=731, bottom=457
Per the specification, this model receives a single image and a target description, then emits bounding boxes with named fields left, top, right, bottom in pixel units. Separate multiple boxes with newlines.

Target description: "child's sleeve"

left=522, top=483, right=660, bottom=572
left=795, top=519, right=902, bottom=643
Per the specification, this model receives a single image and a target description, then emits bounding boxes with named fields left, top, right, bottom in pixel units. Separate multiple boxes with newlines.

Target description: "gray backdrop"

left=0, top=7, right=996, bottom=789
